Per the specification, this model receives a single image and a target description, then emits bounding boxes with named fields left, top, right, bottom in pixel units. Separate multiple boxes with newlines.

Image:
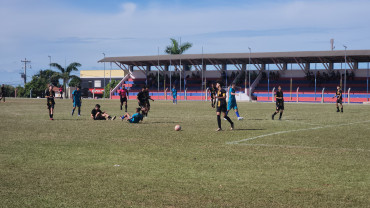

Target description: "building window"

left=94, top=80, right=101, bottom=88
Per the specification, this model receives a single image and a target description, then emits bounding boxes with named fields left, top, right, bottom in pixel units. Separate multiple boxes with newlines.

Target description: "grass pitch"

left=1, top=98, right=370, bottom=207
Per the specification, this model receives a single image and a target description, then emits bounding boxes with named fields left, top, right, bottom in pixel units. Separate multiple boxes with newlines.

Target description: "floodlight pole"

left=48, top=56, right=51, bottom=70
left=343, top=46, right=347, bottom=103
left=103, top=53, right=106, bottom=99
left=201, top=46, right=204, bottom=100
left=158, top=47, right=160, bottom=100
left=314, top=63, right=317, bottom=102
left=248, top=47, right=252, bottom=101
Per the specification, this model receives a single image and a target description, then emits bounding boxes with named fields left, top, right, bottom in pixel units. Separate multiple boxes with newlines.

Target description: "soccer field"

left=1, top=99, right=370, bottom=207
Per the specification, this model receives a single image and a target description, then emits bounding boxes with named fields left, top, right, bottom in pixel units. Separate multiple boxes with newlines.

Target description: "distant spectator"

left=0, top=84, right=6, bottom=102
left=59, top=86, right=63, bottom=99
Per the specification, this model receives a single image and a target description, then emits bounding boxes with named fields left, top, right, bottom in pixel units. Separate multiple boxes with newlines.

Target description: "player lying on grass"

left=120, top=107, right=144, bottom=123
left=333, top=86, right=343, bottom=113
left=91, top=104, right=116, bottom=120
left=226, top=83, right=244, bottom=120
left=215, top=81, right=234, bottom=131
left=45, top=85, right=55, bottom=120
left=71, top=86, right=81, bottom=116
left=272, top=86, right=284, bottom=120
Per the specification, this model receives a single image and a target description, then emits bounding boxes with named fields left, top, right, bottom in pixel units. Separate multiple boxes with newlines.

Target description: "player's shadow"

left=247, top=119, right=268, bottom=121
left=234, top=128, right=265, bottom=131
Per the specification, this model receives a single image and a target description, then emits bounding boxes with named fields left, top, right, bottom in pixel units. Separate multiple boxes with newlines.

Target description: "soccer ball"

left=175, top=125, right=181, bottom=131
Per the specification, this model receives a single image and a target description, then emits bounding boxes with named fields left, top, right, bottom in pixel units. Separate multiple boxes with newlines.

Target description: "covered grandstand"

left=98, top=50, right=370, bottom=103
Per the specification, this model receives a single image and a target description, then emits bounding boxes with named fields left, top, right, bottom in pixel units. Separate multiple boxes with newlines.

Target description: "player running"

left=90, top=104, right=116, bottom=120
left=208, top=83, right=217, bottom=108
left=272, top=86, right=284, bottom=120
left=118, top=85, right=129, bottom=112
left=215, top=81, right=234, bottom=131
left=45, top=85, right=56, bottom=120
left=137, top=87, right=148, bottom=116
left=144, top=86, right=154, bottom=117
left=333, top=86, right=343, bottom=113
left=226, top=83, right=244, bottom=120
left=120, top=107, right=144, bottom=123
left=71, top=86, right=82, bottom=116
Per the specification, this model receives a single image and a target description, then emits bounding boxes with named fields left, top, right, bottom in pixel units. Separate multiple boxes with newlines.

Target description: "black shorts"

left=47, top=102, right=55, bottom=109
left=138, top=101, right=146, bottom=108
left=276, top=102, right=284, bottom=111
left=94, top=115, right=106, bottom=120
left=216, top=104, right=227, bottom=113
left=120, top=97, right=127, bottom=104
left=336, top=99, right=342, bottom=104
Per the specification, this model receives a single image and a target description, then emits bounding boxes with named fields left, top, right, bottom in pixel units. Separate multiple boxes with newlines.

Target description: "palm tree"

left=165, top=38, right=193, bottom=55
left=50, top=62, right=81, bottom=97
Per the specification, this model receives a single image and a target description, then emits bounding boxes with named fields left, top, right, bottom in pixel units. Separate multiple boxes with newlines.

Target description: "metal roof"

left=98, top=50, right=370, bottom=66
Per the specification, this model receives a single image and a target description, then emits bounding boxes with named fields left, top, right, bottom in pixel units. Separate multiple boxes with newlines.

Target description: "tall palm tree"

left=50, top=62, right=81, bottom=97
left=165, top=38, right=193, bottom=55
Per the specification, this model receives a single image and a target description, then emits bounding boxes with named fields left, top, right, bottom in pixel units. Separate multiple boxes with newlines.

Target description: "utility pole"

left=21, top=58, right=31, bottom=86
left=102, top=53, right=106, bottom=99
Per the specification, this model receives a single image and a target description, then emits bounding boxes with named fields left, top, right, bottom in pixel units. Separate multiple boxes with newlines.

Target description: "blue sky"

left=1, top=0, right=370, bottom=86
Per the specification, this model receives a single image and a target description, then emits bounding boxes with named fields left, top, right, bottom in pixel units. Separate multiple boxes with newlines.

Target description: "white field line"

left=237, top=143, right=370, bottom=152
left=284, top=119, right=320, bottom=126
left=227, top=120, right=370, bottom=145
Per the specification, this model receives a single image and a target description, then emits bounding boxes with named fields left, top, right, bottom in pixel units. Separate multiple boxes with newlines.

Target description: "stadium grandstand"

left=95, top=50, right=370, bottom=103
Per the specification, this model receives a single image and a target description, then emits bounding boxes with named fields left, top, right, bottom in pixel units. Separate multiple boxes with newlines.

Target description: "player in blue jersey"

left=226, top=83, right=244, bottom=120
left=71, top=86, right=82, bottom=116
left=171, top=85, right=177, bottom=104
left=121, top=107, right=144, bottom=123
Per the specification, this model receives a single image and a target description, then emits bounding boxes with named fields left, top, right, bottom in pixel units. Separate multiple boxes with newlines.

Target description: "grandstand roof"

left=99, top=50, right=370, bottom=67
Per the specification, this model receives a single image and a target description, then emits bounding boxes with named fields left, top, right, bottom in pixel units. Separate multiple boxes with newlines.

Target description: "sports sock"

left=225, top=111, right=229, bottom=116
left=273, top=112, right=278, bottom=116
left=217, top=115, right=221, bottom=128
left=337, top=107, right=339, bottom=111
left=78, top=108, right=80, bottom=115
left=225, top=115, right=233, bottom=125
left=125, top=105, right=127, bottom=112
left=49, top=114, right=52, bottom=118
left=341, top=107, right=343, bottom=112
left=51, top=114, right=53, bottom=118
left=72, top=109, right=75, bottom=115
left=279, top=112, right=283, bottom=119
left=235, top=111, right=240, bottom=117
left=120, top=105, right=122, bottom=110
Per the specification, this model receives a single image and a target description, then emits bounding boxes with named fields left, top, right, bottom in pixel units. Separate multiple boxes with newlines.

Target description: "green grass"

left=1, top=98, right=370, bottom=207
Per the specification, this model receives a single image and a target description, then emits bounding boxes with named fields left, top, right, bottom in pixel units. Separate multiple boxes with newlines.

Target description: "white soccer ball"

left=175, top=125, right=181, bottom=131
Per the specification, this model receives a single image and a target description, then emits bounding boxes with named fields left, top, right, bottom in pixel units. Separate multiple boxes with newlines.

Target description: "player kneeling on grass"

left=120, top=107, right=144, bottom=123
left=272, top=86, right=284, bottom=120
left=215, top=81, right=234, bottom=131
left=91, top=104, right=116, bottom=120
left=226, top=83, right=244, bottom=120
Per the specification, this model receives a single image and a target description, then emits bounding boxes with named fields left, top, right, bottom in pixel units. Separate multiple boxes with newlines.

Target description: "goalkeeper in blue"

left=71, top=86, right=82, bottom=116
left=226, top=83, right=244, bottom=120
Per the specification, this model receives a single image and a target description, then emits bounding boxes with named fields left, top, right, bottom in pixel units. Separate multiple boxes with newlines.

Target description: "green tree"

left=50, top=62, right=81, bottom=97
left=165, top=38, right=193, bottom=55
left=104, top=80, right=120, bottom=98
left=68, top=76, right=81, bottom=87
left=23, top=69, right=60, bottom=98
